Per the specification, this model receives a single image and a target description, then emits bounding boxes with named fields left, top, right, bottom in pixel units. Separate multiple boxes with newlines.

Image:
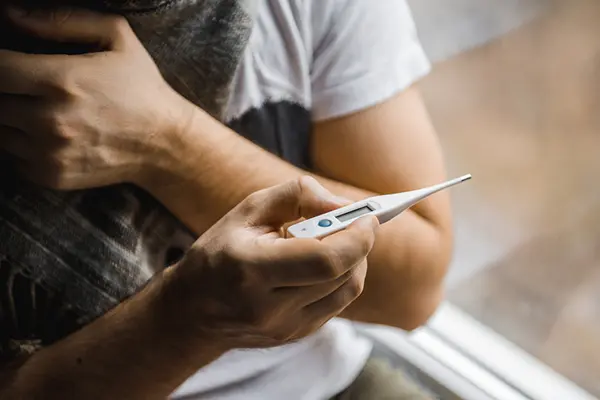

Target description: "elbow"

left=401, top=255, right=451, bottom=331
left=385, top=239, right=451, bottom=332
left=401, top=222, right=453, bottom=331
left=397, top=286, right=445, bottom=332
left=354, top=220, right=453, bottom=331
left=406, top=247, right=450, bottom=331
left=348, top=272, right=446, bottom=331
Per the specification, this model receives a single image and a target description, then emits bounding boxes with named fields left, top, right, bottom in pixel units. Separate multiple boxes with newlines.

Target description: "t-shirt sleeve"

left=309, top=0, right=431, bottom=122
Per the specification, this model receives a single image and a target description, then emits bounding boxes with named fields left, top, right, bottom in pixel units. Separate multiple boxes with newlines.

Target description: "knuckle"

left=357, top=230, right=373, bottom=257
left=216, top=243, right=247, bottom=276
left=313, top=248, right=343, bottom=279
left=215, top=240, right=263, bottom=289
left=240, top=191, right=264, bottom=213
left=281, top=177, right=304, bottom=207
left=46, top=68, right=79, bottom=98
left=244, top=192, right=261, bottom=209
left=46, top=113, right=72, bottom=140
left=49, top=155, right=66, bottom=170
left=296, top=175, right=322, bottom=201
left=182, top=245, right=209, bottom=267
left=346, top=275, right=365, bottom=299
left=291, top=176, right=306, bottom=197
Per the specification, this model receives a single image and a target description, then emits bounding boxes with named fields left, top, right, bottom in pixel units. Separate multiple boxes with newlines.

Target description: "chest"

left=225, top=0, right=315, bottom=169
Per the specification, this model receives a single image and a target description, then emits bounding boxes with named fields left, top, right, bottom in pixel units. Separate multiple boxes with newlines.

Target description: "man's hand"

left=0, top=176, right=378, bottom=400
left=0, top=7, right=192, bottom=189
left=164, top=176, right=379, bottom=349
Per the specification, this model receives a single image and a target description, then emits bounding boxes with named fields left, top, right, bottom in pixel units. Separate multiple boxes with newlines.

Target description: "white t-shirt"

left=172, top=1, right=430, bottom=399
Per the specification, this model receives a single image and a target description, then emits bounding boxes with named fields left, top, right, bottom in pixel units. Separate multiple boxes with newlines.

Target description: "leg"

left=333, top=357, right=435, bottom=400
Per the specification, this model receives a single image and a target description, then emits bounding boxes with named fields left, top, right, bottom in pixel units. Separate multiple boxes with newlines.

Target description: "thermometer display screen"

left=336, top=205, right=374, bottom=222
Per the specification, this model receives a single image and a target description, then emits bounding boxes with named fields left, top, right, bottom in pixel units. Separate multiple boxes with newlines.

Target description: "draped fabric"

left=0, top=0, right=256, bottom=362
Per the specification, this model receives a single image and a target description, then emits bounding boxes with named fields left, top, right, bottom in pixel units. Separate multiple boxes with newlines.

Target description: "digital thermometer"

left=287, top=174, right=472, bottom=239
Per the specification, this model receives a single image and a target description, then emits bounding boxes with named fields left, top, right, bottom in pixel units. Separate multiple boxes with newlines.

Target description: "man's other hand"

left=0, top=7, right=193, bottom=189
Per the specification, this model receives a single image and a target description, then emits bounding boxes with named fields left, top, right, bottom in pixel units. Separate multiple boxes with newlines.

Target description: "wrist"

left=134, top=88, right=200, bottom=190
left=152, top=265, right=233, bottom=354
left=136, top=95, right=232, bottom=199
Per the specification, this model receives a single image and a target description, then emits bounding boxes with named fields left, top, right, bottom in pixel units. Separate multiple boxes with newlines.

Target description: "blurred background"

left=407, top=0, right=600, bottom=396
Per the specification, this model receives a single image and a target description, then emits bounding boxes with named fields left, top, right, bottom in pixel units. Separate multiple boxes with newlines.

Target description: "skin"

left=0, top=177, right=379, bottom=399
left=0, top=5, right=453, bottom=398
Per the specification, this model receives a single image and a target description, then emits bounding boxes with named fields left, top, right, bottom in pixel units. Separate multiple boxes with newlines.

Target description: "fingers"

left=274, top=260, right=361, bottom=305
left=0, top=50, right=72, bottom=96
left=253, top=215, right=378, bottom=286
left=0, top=7, right=134, bottom=96
left=251, top=238, right=356, bottom=286
left=320, top=215, right=379, bottom=268
left=242, top=176, right=346, bottom=227
left=302, top=261, right=367, bottom=320
left=5, top=6, right=131, bottom=50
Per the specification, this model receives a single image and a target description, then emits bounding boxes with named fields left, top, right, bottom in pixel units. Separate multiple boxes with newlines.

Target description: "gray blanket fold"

left=0, top=0, right=256, bottom=361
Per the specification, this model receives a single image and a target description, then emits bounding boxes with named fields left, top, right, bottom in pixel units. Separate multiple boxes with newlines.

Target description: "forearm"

left=145, top=110, right=451, bottom=330
left=0, top=270, right=224, bottom=400
left=147, top=109, right=404, bottom=231
left=144, top=110, right=364, bottom=233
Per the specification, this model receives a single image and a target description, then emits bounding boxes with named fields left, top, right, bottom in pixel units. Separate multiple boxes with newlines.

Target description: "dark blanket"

left=0, top=0, right=256, bottom=361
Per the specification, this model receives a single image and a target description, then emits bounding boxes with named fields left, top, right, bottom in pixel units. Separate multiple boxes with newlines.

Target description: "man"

left=0, top=0, right=452, bottom=398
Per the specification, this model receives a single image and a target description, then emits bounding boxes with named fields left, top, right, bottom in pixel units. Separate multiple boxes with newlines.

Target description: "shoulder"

left=252, top=0, right=422, bottom=52
left=272, top=0, right=423, bottom=48
left=305, top=0, right=432, bottom=121
left=227, top=0, right=430, bottom=122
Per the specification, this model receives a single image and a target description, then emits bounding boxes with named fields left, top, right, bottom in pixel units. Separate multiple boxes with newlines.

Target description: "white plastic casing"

left=286, top=174, right=472, bottom=239
left=287, top=200, right=383, bottom=239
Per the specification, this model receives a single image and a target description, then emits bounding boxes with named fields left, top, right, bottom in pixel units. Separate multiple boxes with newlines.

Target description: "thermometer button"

left=318, top=219, right=333, bottom=228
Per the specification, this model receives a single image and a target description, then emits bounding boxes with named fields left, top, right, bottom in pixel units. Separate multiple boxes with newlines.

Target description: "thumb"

left=243, top=176, right=347, bottom=227
left=5, top=7, right=130, bottom=49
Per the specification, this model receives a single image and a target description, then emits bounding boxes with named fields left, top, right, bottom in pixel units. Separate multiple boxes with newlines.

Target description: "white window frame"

left=358, top=303, right=597, bottom=400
